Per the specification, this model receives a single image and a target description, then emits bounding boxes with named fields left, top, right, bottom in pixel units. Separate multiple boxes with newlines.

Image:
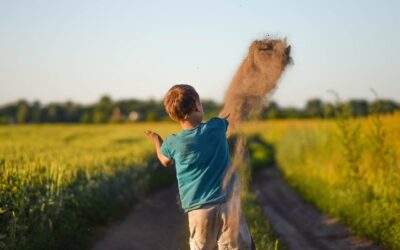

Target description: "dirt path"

left=92, top=184, right=187, bottom=250
left=92, top=166, right=384, bottom=250
left=253, top=166, right=384, bottom=250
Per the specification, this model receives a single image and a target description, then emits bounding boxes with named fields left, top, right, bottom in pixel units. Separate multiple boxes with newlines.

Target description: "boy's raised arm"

left=144, top=130, right=172, bottom=167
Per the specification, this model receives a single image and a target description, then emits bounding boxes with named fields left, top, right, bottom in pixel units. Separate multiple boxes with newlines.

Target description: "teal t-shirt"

left=160, top=117, right=235, bottom=212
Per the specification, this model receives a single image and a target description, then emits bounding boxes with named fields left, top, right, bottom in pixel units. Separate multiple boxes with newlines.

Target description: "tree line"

left=0, top=96, right=398, bottom=124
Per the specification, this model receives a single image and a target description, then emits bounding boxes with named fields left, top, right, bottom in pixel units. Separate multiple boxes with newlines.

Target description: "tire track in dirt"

left=92, top=184, right=187, bottom=250
left=253, top=166, right=384, bottom=250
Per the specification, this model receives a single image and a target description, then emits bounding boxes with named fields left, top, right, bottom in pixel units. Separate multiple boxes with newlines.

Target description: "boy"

left=144, top=84, right=253, bottom=250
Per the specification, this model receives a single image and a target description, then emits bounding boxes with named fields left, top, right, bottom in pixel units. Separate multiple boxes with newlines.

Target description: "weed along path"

left=92, top=184, right=187, bottom=250
left=253, top=166, right=384, bottom=250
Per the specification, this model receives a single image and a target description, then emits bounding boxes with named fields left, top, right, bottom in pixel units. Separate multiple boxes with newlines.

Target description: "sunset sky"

left=1, top=0, right=399, bottom=107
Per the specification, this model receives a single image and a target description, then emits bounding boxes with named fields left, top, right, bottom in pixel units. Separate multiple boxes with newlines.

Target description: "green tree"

left=261, top=101, right=281, bottom=119
left=93, top=95, right=113, bottom=123
left=369, top=99, right=398, bottom=114
left=281, top=107, right=303, bottom=119
left=80, top=111, right=92, bottom=123
left=323, top=103, right=335, bottom=118
left=346, top=100, right=368, bottom=117
left=17, top=100, right=29, bottom=124
left=93, top=110, right=107, bottom=123
left=65, top=101, right=80, bottom=122
left=0, top=116, right=9, bottom=124
left=145, top=111, right=157, bottom=122
left=32, top=100, right=41, bottom=123
left=305, top=99, right=323, bottom=118
left=47, top=104, right=60, bottom=123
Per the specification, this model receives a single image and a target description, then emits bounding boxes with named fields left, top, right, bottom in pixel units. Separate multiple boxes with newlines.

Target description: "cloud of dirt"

left=221, top=38, right=291, bottom=190
left=219, top=37, right=292, bottom=245
left=219, top=38, right=292, bottom=130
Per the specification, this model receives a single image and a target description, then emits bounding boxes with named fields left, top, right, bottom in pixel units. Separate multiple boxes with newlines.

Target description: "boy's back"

left=161, top=117, right=235, bottom=212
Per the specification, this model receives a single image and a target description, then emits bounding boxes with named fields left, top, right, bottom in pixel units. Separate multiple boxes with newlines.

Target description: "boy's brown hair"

left=163, top=84, right=200, bottom=121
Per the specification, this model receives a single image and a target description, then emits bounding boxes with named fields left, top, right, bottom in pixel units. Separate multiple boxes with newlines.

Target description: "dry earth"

left=253, top=166, right=384, bottom=250
left=92, top=166, right=385, bottom=250
left=92, top=184, right=187, bottom=250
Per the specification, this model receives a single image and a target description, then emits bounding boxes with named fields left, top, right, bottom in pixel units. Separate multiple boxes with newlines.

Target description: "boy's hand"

left=144, top=130, right=171, bottom=167
left=144, top=130, right=163, bottom=144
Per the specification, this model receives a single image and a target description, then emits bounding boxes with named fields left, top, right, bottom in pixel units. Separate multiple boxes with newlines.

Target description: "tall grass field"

left=0, top=122, right=279, bottom=250
left=244, top=112, right=400, bottom=249
left=1, top=113, right=399, bottom=249
left=0, top=123, right=180, bottom=249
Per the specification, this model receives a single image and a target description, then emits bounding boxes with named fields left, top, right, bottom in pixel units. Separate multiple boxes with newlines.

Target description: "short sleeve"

left=209, top=117, right=229, bottom=132
left=160, top=138, right=172, bottom=159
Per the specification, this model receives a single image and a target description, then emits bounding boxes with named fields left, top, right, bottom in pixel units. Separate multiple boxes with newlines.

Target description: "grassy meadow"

left=243, top=112, right=400, bottom=249
left=1, top=112, right=399, bottom=249
left=0, top=123, right=180, bottom=249
left=0, top=122, right=279, bottom=250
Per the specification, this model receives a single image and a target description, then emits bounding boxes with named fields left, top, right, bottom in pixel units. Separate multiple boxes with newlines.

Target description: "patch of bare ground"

left=253, top=166, right=384, bottom=250
left=92, top=184, right=187, bottom=250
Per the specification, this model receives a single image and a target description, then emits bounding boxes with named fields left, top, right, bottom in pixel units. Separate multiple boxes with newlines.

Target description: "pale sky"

left=0, top=0, right=399, bottom=108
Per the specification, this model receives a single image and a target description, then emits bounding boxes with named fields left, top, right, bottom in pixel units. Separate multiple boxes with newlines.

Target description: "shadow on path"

left=92, top=184, right=187, bottom=250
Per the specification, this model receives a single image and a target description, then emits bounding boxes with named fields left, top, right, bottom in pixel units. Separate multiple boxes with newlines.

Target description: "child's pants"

left=187, top=193, right=254, bottom=250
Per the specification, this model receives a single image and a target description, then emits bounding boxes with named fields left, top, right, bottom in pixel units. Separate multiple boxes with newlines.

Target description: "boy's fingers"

left=144, top=131, right=158, bottom=139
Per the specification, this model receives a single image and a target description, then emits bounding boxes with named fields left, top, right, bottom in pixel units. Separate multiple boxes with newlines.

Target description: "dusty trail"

left=253, top=166, right=384, bottom=250
left=92, top=166, right=384, bottom=250
left=92, top=184, right=187, bottom=250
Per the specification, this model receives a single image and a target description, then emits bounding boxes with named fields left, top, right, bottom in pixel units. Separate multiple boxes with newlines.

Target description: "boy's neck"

left=180, top=118, right=202, bottom=130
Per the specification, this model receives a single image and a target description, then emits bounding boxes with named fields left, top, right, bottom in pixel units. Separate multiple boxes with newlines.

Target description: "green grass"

left=242, top=192, right=282, bottom=250
left=241, top=136, right=283, bottom=250
left=0, top=122, right=283, bottom=250
left=6, top=114, right=397, bottom=249
left=242, top=113, right=400, bottom=249
left=0, top=123, right=179, bottom=250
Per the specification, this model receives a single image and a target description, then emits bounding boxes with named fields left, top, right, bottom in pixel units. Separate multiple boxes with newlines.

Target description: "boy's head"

left=163, top=84, right=203, bottom=122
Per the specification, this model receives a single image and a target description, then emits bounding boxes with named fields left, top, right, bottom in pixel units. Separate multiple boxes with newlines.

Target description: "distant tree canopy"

left=0, top=96, right=398, bottom=124
left=305, top=99, right=324, bottom=118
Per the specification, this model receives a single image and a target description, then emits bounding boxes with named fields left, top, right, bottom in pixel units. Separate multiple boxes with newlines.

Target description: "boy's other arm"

left=144, top=130, right=172, bottom=167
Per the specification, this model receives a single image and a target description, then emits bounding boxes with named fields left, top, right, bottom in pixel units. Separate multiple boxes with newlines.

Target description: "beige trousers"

left=187, top=192, right=253, bottom=250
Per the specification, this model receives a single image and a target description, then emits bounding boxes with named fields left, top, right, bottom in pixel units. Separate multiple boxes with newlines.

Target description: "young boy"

left=144, top=84, right=253, bottom=250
